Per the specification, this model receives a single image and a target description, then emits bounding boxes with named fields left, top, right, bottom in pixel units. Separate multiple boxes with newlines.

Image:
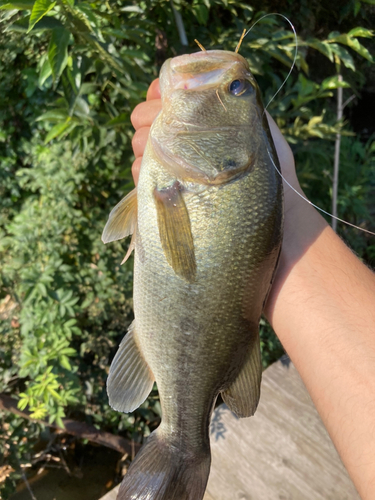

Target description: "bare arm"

left=265, top=116, right=375, bottom=500
left=131, top=80, right=375, bottom=499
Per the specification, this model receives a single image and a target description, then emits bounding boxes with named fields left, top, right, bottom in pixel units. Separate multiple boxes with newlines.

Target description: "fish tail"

left=117, top=429, right=211, bottom=500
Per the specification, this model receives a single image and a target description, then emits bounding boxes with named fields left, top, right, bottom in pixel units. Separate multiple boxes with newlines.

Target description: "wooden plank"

left=205, top=357, right=360, bottom=500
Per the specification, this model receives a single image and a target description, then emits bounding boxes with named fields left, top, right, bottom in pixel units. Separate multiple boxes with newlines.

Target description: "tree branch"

left=0, top=393, right=140, bottom=456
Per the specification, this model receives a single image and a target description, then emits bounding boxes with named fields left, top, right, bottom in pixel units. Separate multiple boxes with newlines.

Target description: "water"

left=10, top=444, right=122, bottom=500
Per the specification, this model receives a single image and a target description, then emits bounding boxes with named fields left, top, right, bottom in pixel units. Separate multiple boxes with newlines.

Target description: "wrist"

left=264, top=192, right=328, bottom=323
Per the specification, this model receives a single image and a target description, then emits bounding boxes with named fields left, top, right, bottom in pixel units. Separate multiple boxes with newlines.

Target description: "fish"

left=102, top=49, right=283, bottom=500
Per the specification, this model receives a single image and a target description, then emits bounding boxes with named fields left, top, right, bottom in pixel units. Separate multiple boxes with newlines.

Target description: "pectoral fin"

left=221, top=340, right=262, bottom=418
left=154, top=182, right=196, bottom=283
left=107, top=322, right=154, bottom=413
left=102, top=188, right=137, bottom=244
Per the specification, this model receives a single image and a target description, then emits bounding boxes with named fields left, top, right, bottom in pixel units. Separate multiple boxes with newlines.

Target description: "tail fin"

left=117, top=430, right=211, bottom=500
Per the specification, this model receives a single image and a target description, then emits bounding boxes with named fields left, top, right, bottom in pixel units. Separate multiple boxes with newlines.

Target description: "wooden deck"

left=99, top=357, right=360, bottom=500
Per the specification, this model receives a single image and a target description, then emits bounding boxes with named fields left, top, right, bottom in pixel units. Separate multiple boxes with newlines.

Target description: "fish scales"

left=102, top=50, right=283, bottom=500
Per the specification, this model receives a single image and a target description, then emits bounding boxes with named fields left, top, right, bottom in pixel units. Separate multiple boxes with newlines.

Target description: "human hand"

left=131, top=79, right=161, bottom=186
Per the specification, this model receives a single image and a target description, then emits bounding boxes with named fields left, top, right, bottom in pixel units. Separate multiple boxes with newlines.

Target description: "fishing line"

left=240, top=14, right=374, bottom=236
left=266, top=149, right=375, bottom=236
left=242, top=13, right=298, bottom=111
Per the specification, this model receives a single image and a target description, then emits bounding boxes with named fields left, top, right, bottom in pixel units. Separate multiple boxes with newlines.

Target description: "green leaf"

left=60, top=347, right=76, bottom=355
left=33, top=15, right=63, bottom=30
left=37, top=282, right=47, bottom=296
left=193, top=3, right=209, bottom=25
left=63, top=318, right=77, bottom=328
left=321, top=75, right=351, bottom=90
left=0, top=0, right=34, bottom=9
left=61, top=70, right=78, bottom=112
left=44, top=118, right=71, bottom=143
left=36, top=109, right=69, bottom=122
left=330, top=44, right=356, bottom=71
left=55, top=415, right=65, bottom=429
left=331, top=33, right=373, bottom=62
left=106, top=113, right=128, bottom=127
left=17, top=395, right=29, bottom=411
left=38, top=56, right=52, bottom=86
left=60, top=355, right=72, bottom=370
left=73, top=96, right=90, bottom=118
left=306, top=39, right=334, bottom=62
left=30, top=406, right=48, bottom=419
left=347, top=27, right=374, bottom=38
left=28, top=0, right=56, bottom=33
left=48, top=387, right=62, bottom=400
left=75, top=3, right=98, bottom=27
left=48, top=27, right=70, bottom=82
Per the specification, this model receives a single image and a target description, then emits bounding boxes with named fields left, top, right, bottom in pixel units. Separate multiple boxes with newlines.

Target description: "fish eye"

left=228, top=79, right=249, bottom=96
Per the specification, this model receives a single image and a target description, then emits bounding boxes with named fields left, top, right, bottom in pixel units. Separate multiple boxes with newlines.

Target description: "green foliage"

left=0, top=0, right=374, bottom=496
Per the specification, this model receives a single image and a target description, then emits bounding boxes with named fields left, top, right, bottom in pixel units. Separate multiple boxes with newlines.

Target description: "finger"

left=132, top=157, right=142, bottom=186
left=131, top=99, right=162, bottom=130
left=147, top=79, right=161, bottom=100
left=132, top=127, right=150, bottom=158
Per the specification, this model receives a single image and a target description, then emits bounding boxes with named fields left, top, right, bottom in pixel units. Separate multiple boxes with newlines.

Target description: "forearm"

left=266, top=201, right=375, bottom=499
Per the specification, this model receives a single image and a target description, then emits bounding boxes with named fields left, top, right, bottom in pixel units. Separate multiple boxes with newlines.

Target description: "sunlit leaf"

left=329, top=33, right=373, bottom=62
left=28, top=0, right=56, bottom=32
left=0, top=0, right=34, bottom=9
left=17, top=395, right=29, bottom=411
left=44, top=118, right=71, bottom=143
left=36, top=109, right=69, bottom=122
left=48, top=27, right=70, bottom=83
left=329, top=43, right=356, bottom=70
left=59, top=355, right=72, bottom=370
left=347, top=27, right=374, bottom=38
left=321, top=75, right=351, bottom=90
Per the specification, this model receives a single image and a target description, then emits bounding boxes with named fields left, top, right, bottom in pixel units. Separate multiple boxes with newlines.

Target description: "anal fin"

left=107, top=322, right=154, bottom=413
left=221, top=339, right=262, bottom=418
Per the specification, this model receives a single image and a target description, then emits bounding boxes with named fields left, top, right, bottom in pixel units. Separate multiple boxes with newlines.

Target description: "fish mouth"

left=169, top=50, right=248, bottom=73
left=161, top=50, right=249, bottom=93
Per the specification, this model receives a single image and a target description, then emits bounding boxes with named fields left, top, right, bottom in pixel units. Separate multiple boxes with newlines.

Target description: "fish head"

left=152, top=50, right=275, bottom=185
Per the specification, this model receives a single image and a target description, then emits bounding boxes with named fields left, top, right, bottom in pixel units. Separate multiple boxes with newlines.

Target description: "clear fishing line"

left=240, top=14, right=374, bottom=237
left=266, top=149, right=375, bottom=236
left=243, top=13, right=298, bottom=111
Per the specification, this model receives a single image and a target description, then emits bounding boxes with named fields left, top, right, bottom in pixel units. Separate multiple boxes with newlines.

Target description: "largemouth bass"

left=102, top=49, right=283, bottom=500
